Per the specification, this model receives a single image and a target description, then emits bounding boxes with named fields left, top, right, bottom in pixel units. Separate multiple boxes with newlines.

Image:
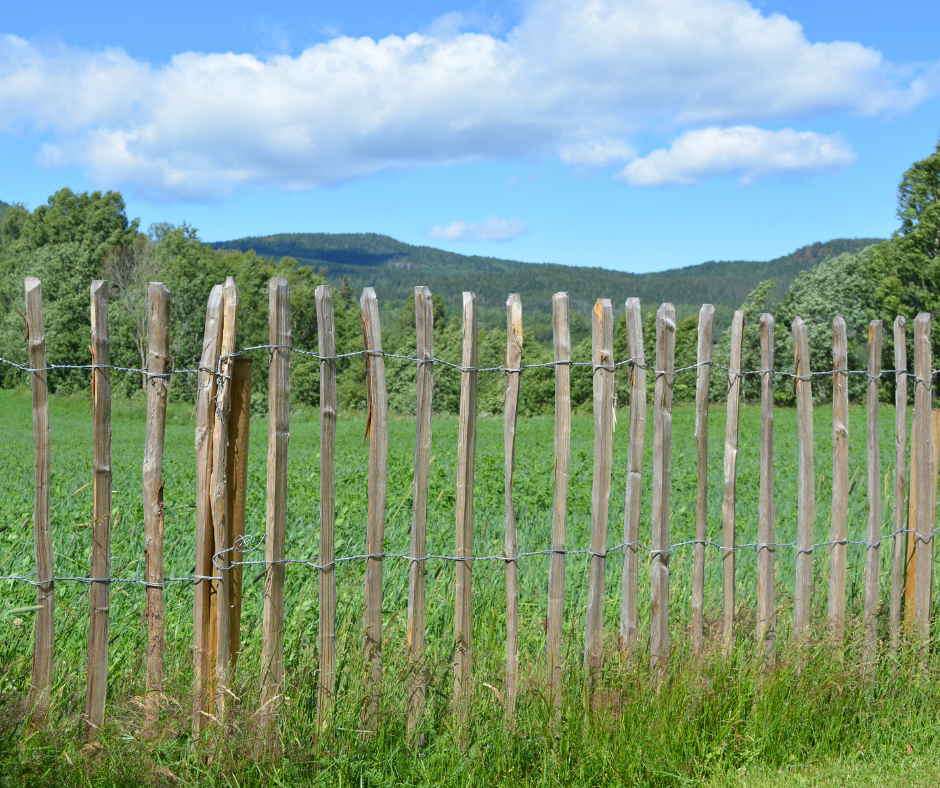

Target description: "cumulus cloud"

left=0, top=0, right=936, bottom=199
left=619, top=126, right=857, bottom=185
left=428, top=216, right=528, bottom=242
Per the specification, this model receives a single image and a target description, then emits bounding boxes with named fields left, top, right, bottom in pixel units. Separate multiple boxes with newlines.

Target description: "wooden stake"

left=504, top=294, right=522, bottom=722
left=547, top=293, right=570, bottom=704
left=407, top=286, right=433, bottom=743
left=756, top=314, right=776, bottom=660
left=227, top=358, right=252, bottom=673
left=721, top=310, right=744, bottom=644
left=913, top=313, right=932, bottom=641
left=453, top=292, right=478, bottom=748
left=620, top=298, right=646, bottom=651
left=316, top=285, right=337, bottom=731
left=793, top=317, right=815, bottom=640
left=650, top=303, right=676, bottom=669
left=143, top=282, right=170, bottom=737
left=828, top=316, right=849, bottom=633
left=890, top=316, right=907, bottom=652
left=690, top=304, right=714, bottom=652
left=261, top=277, right=290, bottom=740
left=25, top=277, right=53, bottom=723
left=863, top=320, right=882, bottom=666
left=585, top=299, right=614, bottom=693
left=360, top=287, right=388, bottom=733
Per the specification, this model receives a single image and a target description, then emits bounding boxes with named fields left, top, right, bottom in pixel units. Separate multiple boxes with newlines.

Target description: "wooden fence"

left=9, top=275, right=938, bottom=743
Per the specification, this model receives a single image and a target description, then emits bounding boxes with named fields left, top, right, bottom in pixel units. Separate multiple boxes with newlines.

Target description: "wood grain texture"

left=585, top=299, right=614, bottom=692
left=650, top=303, right=676, bottom=668
left=756, top=314, right=776, bottom=660
left=913, top=313, right=932, bottom=641
left=261, top=278, right=290, bottom=740
left=721, top=310, right=744, bottom=643
left=143, top=282, right=170, bottom=738
left=890, top=316, right=907, bottom=652
left=25, top=277, right=53, bottom=723
left=453, top=292, right=478, bottom=747
left=828, top=316, right=849, bottom=633
left=690, top=304, right=714, bottom=652
left=863, top=320, right=882, bottom=666
left=546, top=293, right=570, bottom=705
left=315, top=285, right=337, bottom=730
left=193, top=284, right=222, bottom=731
left=407, top=286, right=433, bottom=743
left=360, top=287, right=388, bottom=733
left=620, top=298, right=646, bottom=651
left=793, top=317, right=815, bottom=640
left=504, top=293, right=522, bottom=722
left=84, top=280, right=112, bottom=739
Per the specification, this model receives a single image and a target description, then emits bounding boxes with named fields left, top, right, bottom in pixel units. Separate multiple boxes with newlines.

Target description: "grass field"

left=0, top=371, right=939, bottom=786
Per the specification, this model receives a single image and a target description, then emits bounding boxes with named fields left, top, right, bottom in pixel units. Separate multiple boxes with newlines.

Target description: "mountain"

left=209, top=233, right=883, bottom=332
left=0, top=199, right=9, bottom=215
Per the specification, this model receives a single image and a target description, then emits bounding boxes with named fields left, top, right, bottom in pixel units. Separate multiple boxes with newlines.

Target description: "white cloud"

left=618, top=126, right=857, bottom=185
left=428, top=216, right=528, bottom=242
left=0, top=0, right=936, bottom=199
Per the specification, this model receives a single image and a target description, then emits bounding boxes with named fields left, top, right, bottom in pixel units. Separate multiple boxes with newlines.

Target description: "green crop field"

left=1, top=379, right=939, bottom=787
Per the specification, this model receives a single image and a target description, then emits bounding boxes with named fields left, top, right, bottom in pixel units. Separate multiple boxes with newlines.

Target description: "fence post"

left=261, top=277, right=290, bottom=742
left=620, top=298, right=646, bottom=651
left=828, top=316, right=849, bottom=634
left=650, top=303, right=676, bottom=669
left=143, top=282, right=170, bottom=737
left=227, top=358, right=252, bottom=673
left=721, top=310, right=744, bottom=644
left=408, top=286, right=433, bottom=743
left=24, top=277, right=53, bottom=723
left=756, top=313, right=775, bottom=661
left=547, top=293, right=570, bottom=704
left=585, top=299, right=614, bottom=695
left=504, top=294, right=522, bottom=722
left=890, top=316, right=907, bottom=652
left=793, top=317, right=815, bottom=640
left=454, top=291, right=478, bottom=749
left=690, top=304, right=714, bottom=652
left=193, top=284, right=223, bottom=731
left=315, top=285, right=337, bottom=731
left=361, top=287, right=388, bottom=734
left=863, top=320, right=882, bottom=667
left=913, top=313, right=933, bottom=641
left=84, top=280, right=112, bottom=740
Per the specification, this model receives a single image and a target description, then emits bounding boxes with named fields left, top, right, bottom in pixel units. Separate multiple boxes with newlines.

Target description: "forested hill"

left=210, top=233, right=882, bottom=329
left=0, top=200, right=9, bottom=214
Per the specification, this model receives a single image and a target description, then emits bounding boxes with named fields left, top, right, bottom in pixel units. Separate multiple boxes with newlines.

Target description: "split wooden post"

left=650, top=303, right=676, bottom=668
left=690, top=304, right=714, bottom=651
left=453, top=292, right=478, bottom=747
left=585, top=299, right=614, bottom=694
left=193, top=284, right=223, bottom=731
left=756, top=314, right=776, bottom=660
left=227, top=358, right=252, bottom=673
left=25, top=278, right=53, bottom=723
left=913, top=313, right=933, bottom=641
left=143, top=282, right=170, bottom=737
left=620, top=298, right=646, bottom=651
left=504, top=294, right=522, bottom=721
left=407, top=286, right=433, bottom=743
left=863, top=320, right=882, bottom=666
left=210, top=277, right=239, bottom=719
left=890, top=316, right=907, bottom=652
left=721, top=310, right=744, bottom=643
left=315, top=285, right=337, bottom=730
left=793, top=317, right=815, bottom=640
left=84, top=280, right=112, bottom=739
left=360, top=287, right=388, bottom=733
left=828, top=316, right=849, bottom=633
left=261, top=277, right=290, bottom=739
left=547, top=293, right=570, bottom=702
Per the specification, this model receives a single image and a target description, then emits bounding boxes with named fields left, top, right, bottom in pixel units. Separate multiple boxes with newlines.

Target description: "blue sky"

left=2, top=0, right=938, bottom=272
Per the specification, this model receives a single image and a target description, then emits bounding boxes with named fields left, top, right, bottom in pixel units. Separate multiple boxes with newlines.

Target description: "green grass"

left=0, top=381, right=938, bottom=786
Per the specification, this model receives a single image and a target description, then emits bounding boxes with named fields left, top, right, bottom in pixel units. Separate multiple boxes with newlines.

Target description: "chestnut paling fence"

left=2, top=274, right=938, bottom=744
